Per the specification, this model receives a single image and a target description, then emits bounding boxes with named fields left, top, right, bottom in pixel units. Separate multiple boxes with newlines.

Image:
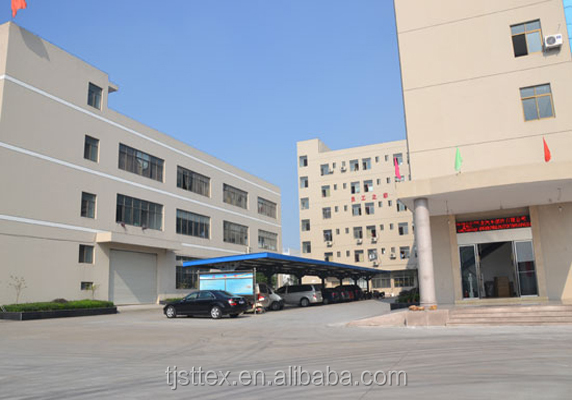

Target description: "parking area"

left=1, top=300, right=572, bottom=399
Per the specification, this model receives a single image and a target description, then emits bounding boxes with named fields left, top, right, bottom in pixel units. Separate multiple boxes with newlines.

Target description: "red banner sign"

left=456, top=215, right=531, bottom=233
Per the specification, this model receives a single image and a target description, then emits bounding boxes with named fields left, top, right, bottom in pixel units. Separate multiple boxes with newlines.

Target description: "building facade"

left=297, top=139, right=417, bottom=296
left=394, top=0, right=572, bottom=305
left=0, top=23, right=281, bottom=305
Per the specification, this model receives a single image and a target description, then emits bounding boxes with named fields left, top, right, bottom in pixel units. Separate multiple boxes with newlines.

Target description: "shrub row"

left=2, top=300, right=114, bottom=313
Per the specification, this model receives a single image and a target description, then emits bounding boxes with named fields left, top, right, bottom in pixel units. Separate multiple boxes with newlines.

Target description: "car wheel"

left=230, top=313, right=239, bottom=318
left=165, top=306, right=177, bottom=319
left=300, top=298, right=310, bottom=307
left=279, top=302, right=285, bottom=310
left=210, top=306, right=222, bottom=319
left=323, top=298, right=329, bottom=305
left=270, top=302, right=280, bottom=311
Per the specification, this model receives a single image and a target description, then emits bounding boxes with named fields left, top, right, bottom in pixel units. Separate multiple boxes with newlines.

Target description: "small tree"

left=89, top=283, right=99, bottom=300
left=8, top=275, right=27, bottom=304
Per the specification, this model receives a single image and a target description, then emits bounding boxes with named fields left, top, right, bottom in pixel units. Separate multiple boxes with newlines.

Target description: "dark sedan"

left=163, top=290, right=248, bottom=319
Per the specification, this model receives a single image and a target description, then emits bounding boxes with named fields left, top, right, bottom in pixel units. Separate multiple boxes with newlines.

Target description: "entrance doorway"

left=459, top=241, right=538, bottom=299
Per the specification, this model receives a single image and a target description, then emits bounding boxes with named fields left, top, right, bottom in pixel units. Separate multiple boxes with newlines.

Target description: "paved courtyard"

left=1, top=300, right=571, bottom=399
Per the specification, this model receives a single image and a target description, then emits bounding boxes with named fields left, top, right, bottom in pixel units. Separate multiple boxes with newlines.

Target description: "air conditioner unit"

left=390, top=253, right=396, bottom=260
left=544, top=34, right=563, bottom=50
left=356, top=239, right=363, bottom=244
left=326, top=241, right=333, bottom=247
left=371, top=237, right=378, bottom=243
left=340, top=166, right=347, bottom=172
left=373, top=261, right=379, bottom=266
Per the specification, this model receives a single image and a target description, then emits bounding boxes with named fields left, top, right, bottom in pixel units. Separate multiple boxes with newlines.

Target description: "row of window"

left=314, top=245, right=414, bottom=261
left=299, top=153, right=404, bottom=173
left=372, top=272, right=416, bottom=289
left=300, top=174, right=408, bottom=190
left=300, top=198, right=407, bottom=214
left=301, top=221, right=411, bottom=237
left=80, top=192, right=278, bottom=248
left=83, top=137, right=277, bottom=218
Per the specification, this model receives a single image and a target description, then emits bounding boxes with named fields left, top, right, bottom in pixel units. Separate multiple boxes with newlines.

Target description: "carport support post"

left=321, top=277, right=326, bottom=288
left=414, top=197, right=437, bottom=307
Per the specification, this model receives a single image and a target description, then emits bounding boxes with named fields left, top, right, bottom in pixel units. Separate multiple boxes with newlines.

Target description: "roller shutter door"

left=110, top=250, right=157, bottom=304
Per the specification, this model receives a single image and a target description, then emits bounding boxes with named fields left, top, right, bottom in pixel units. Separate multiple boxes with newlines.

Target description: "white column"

left=414, top=198, right=437, bottom=306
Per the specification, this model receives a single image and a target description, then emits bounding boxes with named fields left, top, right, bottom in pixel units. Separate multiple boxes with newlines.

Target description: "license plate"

left=239, top=300, right=245, bottom=304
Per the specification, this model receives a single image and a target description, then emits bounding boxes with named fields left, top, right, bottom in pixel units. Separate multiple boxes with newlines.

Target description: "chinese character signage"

left=456, top=215, right=531, bottom=233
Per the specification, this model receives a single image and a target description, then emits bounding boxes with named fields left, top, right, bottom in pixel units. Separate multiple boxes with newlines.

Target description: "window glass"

left=81, top=192, right=96, bottom=219
left=223, top=221, right=248, bottom=245
left=526, top=32, right=542, bottom=53
left=84, top=135, right=99, bottom=162
left=258, top=230, right=278, bottom=250
left=512, top=35, right=528, bottom=57
left=223, top=184, right=248, bottom=209
left=177, top=166, right=210, bottom=197
left=176, top=209, right=210, bottom=238
left=300, top=198, right=309, bottom=210
left=537, top=96, right=554, bottom=118
left=258, top=197, right=277, bottom=218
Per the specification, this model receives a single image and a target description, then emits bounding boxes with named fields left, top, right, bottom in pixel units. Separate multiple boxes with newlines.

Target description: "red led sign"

left=456, top=215, right=531, bottom=233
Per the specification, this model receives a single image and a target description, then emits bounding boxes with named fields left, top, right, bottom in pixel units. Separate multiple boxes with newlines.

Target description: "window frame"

left=79, top=244, right=94, bottom=264
left=510, top=20, right=543, bottom=58
left=118, top=143, right=164, bottom=182
left=223, top=221, right=249, bottom=245
left=520, top=84, right=555, bottom=121
left=87, top=83, right=102, bottom=109
left=80, top=192, right=97, bottom=219
left=177, top=166, right=210, bottom=197
left=84, top=135, right=99, bottom=162
left=223, top=184, right=248, bottom=209
left=176, top=209, right=210, bottom=239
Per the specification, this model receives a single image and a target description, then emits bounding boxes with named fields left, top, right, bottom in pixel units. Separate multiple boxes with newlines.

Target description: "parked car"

left=255, top=283, right=284, bottom=311
left=321, top=287, right=341, bottom=305
left=163, top=290, right=247, bottom=319
left=276, top=284, right=323, bottom=307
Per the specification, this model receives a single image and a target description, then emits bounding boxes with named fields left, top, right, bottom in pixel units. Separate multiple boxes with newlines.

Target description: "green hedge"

left=2, top=300, right=114, bottom=313
left=162, top=297, right=183, bottom=303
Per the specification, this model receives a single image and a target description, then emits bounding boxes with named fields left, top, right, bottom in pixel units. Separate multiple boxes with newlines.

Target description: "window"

left=397, top=201, right=407, bottom=212
left=400, top=246, right=411, bottom=259
left=365, top=202, right=375, bottom=215
left=301, top=219, right=311, bottom=231
left=386, top=177, right=391, bottom=184
left=520, top=84, right=554, bottom=121
left=384, top=155, right=389, bottom=162
left=364, top=180, right=373, bottom=193
left=511, top=20, right=542, bottom=58
left=343, top=183, right=347, bottom=190
left=300, top=176, right=309, bottom=188
left=388, top=200, right=393, bottom=207
left=81, top=192, right=96, bottom=219
left=333, top=184, right=337, bottom=191
left=79, top=245, right=94, bottom=264
left=336, top=251, right=341, bottom=258
left=223, top=184, right=248, bottom=209
left=302, top=241, right=312, bottom=254
left=323, top=230, right=333, bottom=242
left=375, top=156, right=379, bottom=163
left=322, top=207, right=331, bottom=219
left=223, top=221, right=248, bottom=245
left=344, top=205, right=348, bottom=212
left=380, top=224, right=385, bottom=231
left=354, top=250, right=364, bottom=262
left=118, top=144, right=164, bottom=182
left=334, top=206, right=339, bottom=213
left=116, top=194, right=163, bottom=230
left=321, top=185, right=331, bottom=198
left=352, top=204, right=362, bottom=216
left=176, top=256, right=200, bottom=289
left=324, top=252, right=333, bottom=262
left=320, top=164, right=332, bottom=176
left=378, top=201, right=383, bottom=208
left=362, top=158, right=371, bottom=170
left=390, top=223, right=394, bottom=230
left=87, top=83, right=102, bottom=109
left=345, top=227, right=349, bottom=234
left=81, top=281, right=94, bottom=290
left=258, top=197, right=277, bottom=218
left=353, top=227, right=363, bottom=239
left=176, top=209, right=210, bottom=239
left=381, top=247, right=386, bottom=255
left=84, top=135, right=99, bottom=162
left=258, top=230, right=278, bottom=250
left=335, top=229, right=340, bottom=235
left=300, top=198, right=309, bottom=210
left=177, top=166, right=210, bottom=197
left=366, top=225, right=377, bottom=238
left=350, top=159, right=359, bottom=171
left=393, top=153, right=403, bottom=166
left=299, top=155, right=308, bottom=167
left=376, top=179, right=381, bottom=185
left=372, top=273, right=391, bottom=288
left=398, top=222, right=409, bottom=236
left=394, top=271, right=415, bottom=287
left=350, top=182, right=360, bottom=194
left=346, top=250, right=350, bottom=257
left=368, top=249, right=378, bottom=261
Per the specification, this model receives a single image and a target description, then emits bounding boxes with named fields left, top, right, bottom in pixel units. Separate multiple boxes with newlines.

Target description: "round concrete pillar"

left=414, top=198, right=437, bottom=306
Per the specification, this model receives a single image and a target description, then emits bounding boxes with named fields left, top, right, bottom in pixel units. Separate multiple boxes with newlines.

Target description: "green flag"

left=455, top=147, right=463, bottom=172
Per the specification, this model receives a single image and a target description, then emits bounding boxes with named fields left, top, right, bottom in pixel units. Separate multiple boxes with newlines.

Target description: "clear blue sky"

left=4, top=0, right=406, bottom=251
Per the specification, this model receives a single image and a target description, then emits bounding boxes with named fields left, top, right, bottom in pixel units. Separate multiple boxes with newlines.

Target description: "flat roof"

left=183, top=252, right=385, bottom=279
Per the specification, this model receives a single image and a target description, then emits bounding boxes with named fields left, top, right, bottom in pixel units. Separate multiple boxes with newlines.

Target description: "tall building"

left=394, top=0, right=572, bottom=304
left=297, top=139, right=417, bottom=296
left=0, top=23, right=281, bottom=305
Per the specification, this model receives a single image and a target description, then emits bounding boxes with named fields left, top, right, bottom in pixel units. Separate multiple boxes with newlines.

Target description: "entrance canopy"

left=183, top=252, right=383, bottom=281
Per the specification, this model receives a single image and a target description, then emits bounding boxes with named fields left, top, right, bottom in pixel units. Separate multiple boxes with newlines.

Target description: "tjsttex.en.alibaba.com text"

left=165, top=366, right=408, bottom=389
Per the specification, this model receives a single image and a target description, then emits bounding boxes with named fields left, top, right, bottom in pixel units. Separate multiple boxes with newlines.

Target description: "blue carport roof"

left=183, top=252, right=385, bottom=279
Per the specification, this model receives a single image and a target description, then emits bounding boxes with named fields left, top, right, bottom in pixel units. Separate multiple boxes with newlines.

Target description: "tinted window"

left=198, top=291, right=215, bottom=299
left=276, top=287, right=286, bottom=294
left=185, top=292, right=199, bottom=301
left=289, top=286, right=303, bottom=293
left=300, top=285, right=313, bottom=292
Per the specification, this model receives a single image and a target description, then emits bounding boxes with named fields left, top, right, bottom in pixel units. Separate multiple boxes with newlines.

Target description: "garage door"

left=110, top=250, right=157, bottom=304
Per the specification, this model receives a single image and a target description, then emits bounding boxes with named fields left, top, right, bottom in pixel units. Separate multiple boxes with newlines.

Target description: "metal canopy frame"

left=182, top=252, right=384, bottom=281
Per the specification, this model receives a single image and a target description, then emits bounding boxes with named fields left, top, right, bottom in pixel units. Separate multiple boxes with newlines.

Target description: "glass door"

left=460, top=245, right=480, bottom=299
left=514, top=241, right=538, bottom=296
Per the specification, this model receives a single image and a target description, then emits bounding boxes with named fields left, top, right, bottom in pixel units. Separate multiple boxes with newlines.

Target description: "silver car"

left=256, top=283, right=284, bottom=311
left=275, top=284, right=323, bottom=307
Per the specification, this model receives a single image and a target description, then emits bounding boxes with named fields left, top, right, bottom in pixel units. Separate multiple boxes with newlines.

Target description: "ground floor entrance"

left=460, top=240, right=538, bottom=299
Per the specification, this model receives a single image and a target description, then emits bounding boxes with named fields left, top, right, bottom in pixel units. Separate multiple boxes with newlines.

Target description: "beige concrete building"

left=394, top=0, right=572, bottom=305
left=0, top=22, right=281, bottom=305
left=297, top=139, right=417, bottom=296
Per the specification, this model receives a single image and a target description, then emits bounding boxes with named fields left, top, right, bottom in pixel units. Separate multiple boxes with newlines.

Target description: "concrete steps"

left=447, top=304, right=572, bottom=326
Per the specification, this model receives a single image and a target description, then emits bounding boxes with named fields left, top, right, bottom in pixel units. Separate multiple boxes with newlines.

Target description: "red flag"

left=394, top=157, right=402, bottom=180
left=12, top=0, right=27, bottom=18
left=543, top=137, right=551, bottom=162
